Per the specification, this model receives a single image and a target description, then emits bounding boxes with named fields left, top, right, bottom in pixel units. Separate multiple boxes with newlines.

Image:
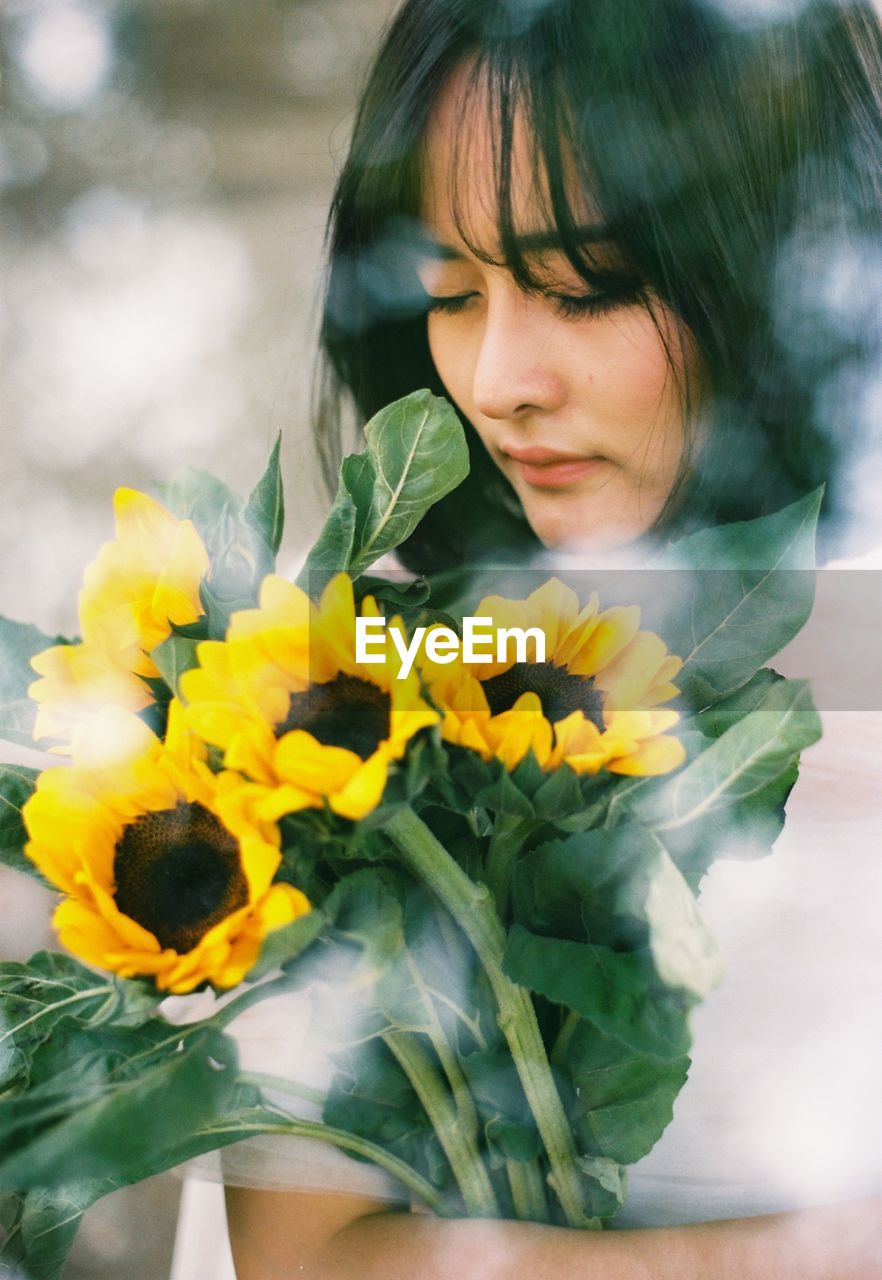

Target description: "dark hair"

left=315, top=0, right=882, bottom=570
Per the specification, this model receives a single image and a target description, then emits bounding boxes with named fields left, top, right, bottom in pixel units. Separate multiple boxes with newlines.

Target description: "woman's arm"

left=226, top=1187, right=882, bottom=1280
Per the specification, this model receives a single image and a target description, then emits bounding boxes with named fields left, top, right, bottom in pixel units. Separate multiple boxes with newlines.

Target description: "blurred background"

left=1, top=1, right=396, bottom=1275
left=2, top=2, right=881, bottom=1275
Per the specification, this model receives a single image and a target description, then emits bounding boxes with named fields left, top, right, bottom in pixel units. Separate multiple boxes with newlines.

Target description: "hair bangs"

left=441, top=50, right=637, bottom=297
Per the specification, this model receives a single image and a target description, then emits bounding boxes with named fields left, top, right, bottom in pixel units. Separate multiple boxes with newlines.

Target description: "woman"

left=217, top=0, right=882, bottom=1274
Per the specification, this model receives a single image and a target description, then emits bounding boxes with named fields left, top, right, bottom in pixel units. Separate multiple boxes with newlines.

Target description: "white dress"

left=616, top=707, right=882, bottom=1226
left=169, top=562, right=882, bottom=1271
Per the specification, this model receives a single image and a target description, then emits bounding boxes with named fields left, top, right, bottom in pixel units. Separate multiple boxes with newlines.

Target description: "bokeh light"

left=14, top=3, right=113, bottom=111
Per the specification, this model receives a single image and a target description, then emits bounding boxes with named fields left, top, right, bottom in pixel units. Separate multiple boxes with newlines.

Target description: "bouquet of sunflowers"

left=0, top=392, right=822, bottom=1276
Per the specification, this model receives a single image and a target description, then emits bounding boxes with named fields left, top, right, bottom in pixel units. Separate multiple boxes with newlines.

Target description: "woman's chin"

left=523, top=492, right=658, bottom=555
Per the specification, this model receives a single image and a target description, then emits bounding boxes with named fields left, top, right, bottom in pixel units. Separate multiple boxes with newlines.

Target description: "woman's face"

left=418, top=64, right=698, bottom=551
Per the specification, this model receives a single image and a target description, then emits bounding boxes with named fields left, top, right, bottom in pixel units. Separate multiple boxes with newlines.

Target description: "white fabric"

left=165, top=982, right=411, bottom=1203
left=617, top=555, right=882, bottom=1225
left=171, top=561, right=882, bottom=1237
left=170, top=1179, right=236, bottom=1280
left=616, top=709, right=882, bottom=1226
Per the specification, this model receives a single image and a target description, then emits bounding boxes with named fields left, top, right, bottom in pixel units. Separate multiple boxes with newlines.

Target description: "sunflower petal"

left=21, top=707, right=310, bottom=991
left=607, top=735, right=687, bottom=776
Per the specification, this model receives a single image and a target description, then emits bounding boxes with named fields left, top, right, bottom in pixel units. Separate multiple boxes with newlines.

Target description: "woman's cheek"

left=598, top=311, right=691, bottom=480
left=592, top=310, right=672, bottom=416
left=427, top=316, right=482, bottom=436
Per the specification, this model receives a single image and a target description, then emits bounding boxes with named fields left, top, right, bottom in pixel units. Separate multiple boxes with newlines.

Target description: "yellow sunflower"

left=29, top=488, right=209, bottom=748
left=422, top=578, right=685, bottom=777
left=180, top=572, right=439, bottom=822
left=22, top=703, right=309, bottom=993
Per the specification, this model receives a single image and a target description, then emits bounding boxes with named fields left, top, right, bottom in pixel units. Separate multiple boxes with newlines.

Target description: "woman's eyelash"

left=425, top=290, right=634, bottom=319
left=549, top=292, right=627, bottom=319
left=425, top=294, right=474, bottom=315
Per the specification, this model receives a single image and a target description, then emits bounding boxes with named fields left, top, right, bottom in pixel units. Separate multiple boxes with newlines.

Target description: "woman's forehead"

left=419, top=60, right=601, bottom=262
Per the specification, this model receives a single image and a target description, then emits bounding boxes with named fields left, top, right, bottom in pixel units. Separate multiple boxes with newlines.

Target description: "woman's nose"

left=471, top=290, right=568, bottom=421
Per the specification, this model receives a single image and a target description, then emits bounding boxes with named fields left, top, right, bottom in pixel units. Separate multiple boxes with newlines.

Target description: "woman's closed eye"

left=424, top=292, right=477, bottom=315
left=549, top=289, right=637, bottom=320
left=425, top=286, right=640, bottom=321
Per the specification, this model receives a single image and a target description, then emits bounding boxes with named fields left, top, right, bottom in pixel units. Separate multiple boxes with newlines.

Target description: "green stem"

left=550, top=1009, right=581, bottom=1066
left=431, top=903, right=488, bottom=1050
left=198, top=1113, right=447, bottom=1214
left=485, top=814, right=533, bottom=917
left=404, top=952, right=481, bottom=1144
left=117, top=972, right=315, bottom=1082
left=211, top=972, right=301, bottom=1029
left=506, top=1158, right=549, bottom=1223
left=383, top=1030, right=501, bottom=1219
left=385, top=806, right=597, bottom=1229
left=238, top=1070, right=325, bottom=1108
left=106, top=974, right=312, bottom=1088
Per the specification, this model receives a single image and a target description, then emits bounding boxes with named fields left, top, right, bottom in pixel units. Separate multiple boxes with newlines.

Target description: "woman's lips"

left=502, top=446, right=607, bottom=489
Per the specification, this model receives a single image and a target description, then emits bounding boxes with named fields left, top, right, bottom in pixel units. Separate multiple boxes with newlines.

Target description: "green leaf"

left=161, top=466, right=242, bottom=547
left=0, top=951, right=161, bottom=1091
left=687, top=667, right=786, bottom=738
left=299, top=391, right=469, bottom=588
left=649, top=765, right=798, bottom=893
left=0, top=618, right=72, bottom=749
left=423, top=567, right=536, bottom=619
left=0, top=957, right=270, bottom=1168
left=354, top=574, right=460, bottom=640
left=326, top=870, right=408, bottom=981
left=0, top=1046, right=269, bottom=1279
left=600, top=731, right=708, bottom=836
left=531, top=764, right=586, bottom=821
left=245, top=907, right=326, bottom=981
left=627, top=678, right=821, bottom=837
left=556, top=1020, right=690, bottom=1166
left=0, top=701, right=39, bottom=752
left=575, top=1155, right=628, bottom=1217
left=507, top=753, right=547, bottom=802
left=322, top=868, right=463, bottom=1039
left=511, top=825, right=723, bottom=1001
left=161, top=466, right=268, bottom=622
left=473, top=767, right=536, bottom=819
left=317, top=867, right=493, bottom=1203
left=0, top=1028, right=243, bottom=1190
left=244, top=433, right=285, bottom=557
left=325, top=1037, right=450, bottom=1193
left=458, top=1049, right=543, bottom=1164
left=1, top=1184, right=95, bottom=1280
left=300, top=453, right=362, bottom=583
left=149, top=632, right=201, bottom=698
left=657, top=489, right=822, bottom=703
left=615, top=678, right=818, bottom=888
left=0, top=949, right=303, bottom=1278
left=357, top=575, right=431, bottom=616
left=665, top=487, right=822, bottom=570
left=0, top=619, right=68, bottom=706
left=438, top=748, right=549, bottom=822
left=503, top=926, right=692, bottom=1060
left=0, top=765, right=49, bottom=886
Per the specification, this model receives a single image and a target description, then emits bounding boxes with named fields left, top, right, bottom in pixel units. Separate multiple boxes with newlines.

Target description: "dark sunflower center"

left=276, top=673, right=392, bottom=760
left=113, top=802, right=248, bottom=953
left=481, top=661, right=606, bottom=731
